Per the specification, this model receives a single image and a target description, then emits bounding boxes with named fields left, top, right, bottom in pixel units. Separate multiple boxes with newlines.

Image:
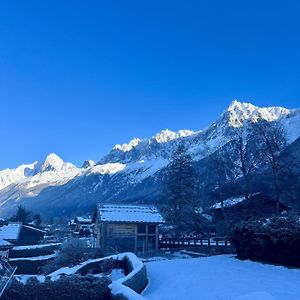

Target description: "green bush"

left=2, top=275, right=111, bottom=300
left=230, top=216, right=300, bottom=267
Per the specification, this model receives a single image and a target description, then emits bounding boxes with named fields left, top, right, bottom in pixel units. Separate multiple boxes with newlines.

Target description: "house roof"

left=0, top=238, right=12, bottom=249
left=0, top=223, right=22, bottom=241
left=22, top=225, right=46, bottom=234
left=97, top=204, right=165, bottom=224
left=75, top=217, right=92, bottom=223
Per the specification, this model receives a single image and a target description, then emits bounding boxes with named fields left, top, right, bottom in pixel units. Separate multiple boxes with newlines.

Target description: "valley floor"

left=142, top=255, right=300, bottom=300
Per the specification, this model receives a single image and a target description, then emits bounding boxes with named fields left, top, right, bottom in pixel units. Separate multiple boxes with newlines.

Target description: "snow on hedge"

left=48, top=252, right=147, bottom=299
left=109, top=252, right=146, bottom=300
left=12, top=243, right=62, bottom=251
left=10, top=252, right=57, bottom=261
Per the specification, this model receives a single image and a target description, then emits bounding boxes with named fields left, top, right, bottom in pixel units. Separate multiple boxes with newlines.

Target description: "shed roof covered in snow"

left=0, top=223, right=22, bottom=241
left=97, top=204, right=165, bottom=224
left=74, top=217, right=92, bottom=224
left=0, top=238, right=12, bottom=249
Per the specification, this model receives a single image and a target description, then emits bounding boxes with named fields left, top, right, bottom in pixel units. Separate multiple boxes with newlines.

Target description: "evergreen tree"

left=161, top=143, right=199, bottom=234
left=33, top=213, right=42, bottom=226
left=11, top=205, right=32, bottom=224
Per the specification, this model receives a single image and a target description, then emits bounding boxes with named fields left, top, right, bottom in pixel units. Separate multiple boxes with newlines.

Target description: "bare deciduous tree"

left=231, top=126, right=261, bottom=201
left=251, top=120, right=287, bottom=212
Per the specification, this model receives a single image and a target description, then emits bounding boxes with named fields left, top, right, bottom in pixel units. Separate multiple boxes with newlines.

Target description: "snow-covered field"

left=142, top=255, right=300, bottom=300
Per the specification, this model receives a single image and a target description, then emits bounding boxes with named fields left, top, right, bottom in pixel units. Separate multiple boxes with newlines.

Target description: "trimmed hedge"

left=10, top=258, right=55, bottom=275
left=2, top=275, right=111, bottom=300
left=10, top=245, right=59, bottom=258
left=230, top=216, right=300, bottom=267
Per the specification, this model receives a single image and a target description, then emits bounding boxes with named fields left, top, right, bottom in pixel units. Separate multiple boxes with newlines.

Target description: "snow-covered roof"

left=0, top=238, right=12, bottom=248
left=75, top=217, right=92, bottom=223
left=23, top=225, right=46, bottom=234
left=98, top=204, right=165, bottom=224
left=0, top=223, right=22, bottom=241
left=211, top=196, right=245, bottom=209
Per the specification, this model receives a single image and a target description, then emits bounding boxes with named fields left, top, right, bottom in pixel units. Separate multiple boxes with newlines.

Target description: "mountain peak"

left=81, top=160, right=96, bottom=168
left=113, top=138, right=142, bottom=152
left=39, top=153, right=65, bottom=172
left=226, top=100, right=290, bottom=128
left=153, top=129, right=195, bottom=143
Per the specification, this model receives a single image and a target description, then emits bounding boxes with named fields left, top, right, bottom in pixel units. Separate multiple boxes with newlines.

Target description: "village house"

left=0, top=239, right=13, bottom=258
left=71, top=216, right=93, bottom=237
left=93, top=204, right=165, bottom=256
left=0, top=223, right=46, bottom=246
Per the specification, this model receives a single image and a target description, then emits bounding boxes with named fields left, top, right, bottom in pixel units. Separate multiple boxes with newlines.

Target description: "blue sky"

left=0, top=1, right=299, bottom=168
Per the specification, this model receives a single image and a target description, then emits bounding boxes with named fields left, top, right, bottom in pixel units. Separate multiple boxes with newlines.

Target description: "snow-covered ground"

left=142, top=255, right=300, bottom=300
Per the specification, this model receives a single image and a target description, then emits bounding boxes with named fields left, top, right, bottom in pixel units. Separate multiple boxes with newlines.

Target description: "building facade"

left=93, top=204, right=165, bottom=256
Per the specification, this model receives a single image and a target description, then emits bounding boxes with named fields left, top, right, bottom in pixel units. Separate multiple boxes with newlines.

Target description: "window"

left=137, top=224, right=146, bottom=234
left=148, top=225, right=156, bottom=234
left=137, top=236, right=146, bottom=252
left=148, top=236, right=156, bottom=251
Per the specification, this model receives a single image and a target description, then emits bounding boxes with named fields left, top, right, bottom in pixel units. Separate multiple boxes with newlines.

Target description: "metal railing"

left=0, top=259, right=17, bottom=297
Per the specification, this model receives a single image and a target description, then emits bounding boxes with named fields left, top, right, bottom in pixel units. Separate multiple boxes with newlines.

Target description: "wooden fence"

left=159, top=236, right=235, bottom=254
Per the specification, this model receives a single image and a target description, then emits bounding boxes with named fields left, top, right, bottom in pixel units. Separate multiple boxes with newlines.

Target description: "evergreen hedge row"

left=10, top=245, right=59, bottom=258
left=10, top=258, right=55, bottom=274
left=230, top=216, right=300, bottom=267
left=2, top=275, right=111, bottom=300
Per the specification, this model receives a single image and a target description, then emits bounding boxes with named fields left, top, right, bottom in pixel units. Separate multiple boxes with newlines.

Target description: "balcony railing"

left=0, top=258, right=17, bottom=297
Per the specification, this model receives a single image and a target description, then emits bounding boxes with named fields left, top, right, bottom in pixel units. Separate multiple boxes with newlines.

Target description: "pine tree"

left=11, top=205, right=32, bottom=224
left=161, top=143, right=199, bottom=234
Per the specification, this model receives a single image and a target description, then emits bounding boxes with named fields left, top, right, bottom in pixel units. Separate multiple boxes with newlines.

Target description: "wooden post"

left=155, top=225, right=159, bottom=255
left=134, top=224, right=138, bottom=254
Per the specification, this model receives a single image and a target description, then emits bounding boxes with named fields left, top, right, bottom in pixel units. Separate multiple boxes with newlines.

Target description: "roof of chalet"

left=74, top=217, right=92, bottom=223
left=0, top=238, right=12, bottom=249
left=0, top=223, right=22, bottom=241
left=97, top=204, right=165, bottom=224
left=22, top=225, right=46, bottom=234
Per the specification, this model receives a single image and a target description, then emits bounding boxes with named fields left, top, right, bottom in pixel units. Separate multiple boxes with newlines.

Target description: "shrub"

left=43, top=238, right=102, bottom=274
left=77, top=258, right=127, bottom=276
left=10, top=245, right=60, bottom=258
left=10, top=258, right=55, bottom=275
left=230, top=216, right=300, bottom=267
left=2, top=275, right=111, bottom=300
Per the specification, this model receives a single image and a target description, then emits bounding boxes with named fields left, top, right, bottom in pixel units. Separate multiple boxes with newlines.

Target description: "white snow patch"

left=10, top=252, right=57, bottom=261
left=227, top=100, right=291, bottom=128
left=88, top=163, right=126, bottom=175
left=153, top=129, right=195, bottom=143
left=114, top=138, right=142, bottom=152
left=143, top=255, right=300, bottom=300
left=12, top=243, right=62, bottom=251
left=212, top=196, right=245, bottom=209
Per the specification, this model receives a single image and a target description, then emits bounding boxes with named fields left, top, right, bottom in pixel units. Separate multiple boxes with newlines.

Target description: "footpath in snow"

left=142, top=255, right=300, bottom=300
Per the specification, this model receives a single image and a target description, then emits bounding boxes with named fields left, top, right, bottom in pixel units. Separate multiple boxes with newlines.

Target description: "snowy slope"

left=101, top=100, right=300, bottom=164
left=0, top=153, right=81, bottom=205
left=0, top=100, right=299, bottom=217
left=143, top=255, right=300, bottom=300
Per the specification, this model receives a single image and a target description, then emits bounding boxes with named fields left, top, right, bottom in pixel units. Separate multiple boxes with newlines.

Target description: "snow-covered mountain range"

left=0, top=100, right=299, bottom=218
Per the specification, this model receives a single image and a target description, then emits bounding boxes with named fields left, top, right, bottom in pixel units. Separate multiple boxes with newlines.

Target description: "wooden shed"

left=93, top=204, right=165, bottom=256
left=0, top=223, right=46, bottom=246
